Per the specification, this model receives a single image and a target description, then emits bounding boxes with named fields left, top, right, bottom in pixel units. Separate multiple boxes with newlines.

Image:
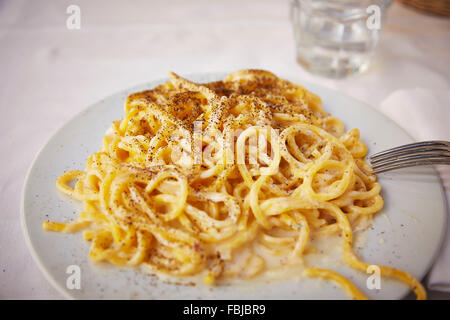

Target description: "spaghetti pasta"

left=43, top=70, right=425, bottom=300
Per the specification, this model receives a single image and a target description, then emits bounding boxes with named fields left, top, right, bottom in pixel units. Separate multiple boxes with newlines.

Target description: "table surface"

left=1, top=0, right=449, bottom=299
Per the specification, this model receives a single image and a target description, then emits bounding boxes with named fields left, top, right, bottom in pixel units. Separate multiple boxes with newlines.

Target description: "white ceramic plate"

left=21, top=73, right=447, bottom=299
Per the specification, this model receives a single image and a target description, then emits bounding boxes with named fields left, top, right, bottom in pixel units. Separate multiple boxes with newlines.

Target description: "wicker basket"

left=397, top=0, right=450, bottom=17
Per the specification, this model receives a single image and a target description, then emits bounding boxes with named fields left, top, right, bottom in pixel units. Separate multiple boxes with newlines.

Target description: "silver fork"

left=369, top=141, right=450, bottom=174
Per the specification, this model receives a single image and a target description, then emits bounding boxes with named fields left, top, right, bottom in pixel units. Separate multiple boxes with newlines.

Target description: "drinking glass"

left=290, top=0, right=391, bottom=78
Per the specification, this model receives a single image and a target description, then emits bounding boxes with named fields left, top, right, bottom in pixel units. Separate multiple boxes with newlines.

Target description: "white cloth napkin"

left=379, top=88, right=450, bottom=292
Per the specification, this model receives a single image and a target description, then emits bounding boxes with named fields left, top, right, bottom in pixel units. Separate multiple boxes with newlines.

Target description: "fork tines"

left=369, top=140, right=450, bottom=174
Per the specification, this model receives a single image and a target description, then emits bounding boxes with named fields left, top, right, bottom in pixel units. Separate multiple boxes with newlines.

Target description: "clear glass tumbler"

left=290, top=0, right=391, bottom=78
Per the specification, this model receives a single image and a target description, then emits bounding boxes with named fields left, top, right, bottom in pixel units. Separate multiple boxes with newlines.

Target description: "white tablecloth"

left=0, top=0, right=449, bottom=299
